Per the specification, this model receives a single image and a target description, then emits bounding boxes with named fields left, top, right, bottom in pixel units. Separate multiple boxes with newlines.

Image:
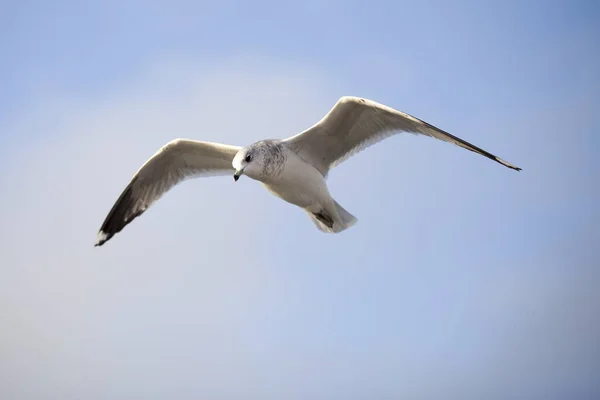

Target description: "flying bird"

left=95, top=96, right=521, bottom=246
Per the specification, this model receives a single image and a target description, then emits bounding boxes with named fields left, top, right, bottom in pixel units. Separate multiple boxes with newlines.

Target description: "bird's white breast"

left=261, top=149, right=330, bottom=209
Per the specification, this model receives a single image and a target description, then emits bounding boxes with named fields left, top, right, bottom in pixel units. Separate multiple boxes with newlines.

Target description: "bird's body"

left=254, top=144, right=354, bottom=232
left=259, top=146, right=325, bottom=209
left=95, top=96, right=521, bottom=246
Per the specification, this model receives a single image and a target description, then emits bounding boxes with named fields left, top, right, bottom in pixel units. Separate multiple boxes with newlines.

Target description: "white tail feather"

left=307, top=199, right=357, bottom=233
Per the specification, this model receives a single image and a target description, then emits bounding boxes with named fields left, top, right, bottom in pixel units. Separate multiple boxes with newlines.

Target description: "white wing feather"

left=285, top=96, right=521, bottom=175
left=95, top=138, right=241, bottom=246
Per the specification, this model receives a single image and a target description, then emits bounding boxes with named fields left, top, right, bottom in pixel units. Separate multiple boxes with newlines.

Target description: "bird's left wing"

left=95, top=139, right=241, bottom=246
left=284, top=96, right=521, bottom=176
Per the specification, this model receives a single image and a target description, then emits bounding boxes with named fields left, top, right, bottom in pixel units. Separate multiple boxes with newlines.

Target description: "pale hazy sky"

left=1, top=1, right=599, bottom=399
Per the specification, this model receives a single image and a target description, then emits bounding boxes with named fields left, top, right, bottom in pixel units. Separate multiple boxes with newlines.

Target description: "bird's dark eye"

left=244, top=154, right=252, bottom=163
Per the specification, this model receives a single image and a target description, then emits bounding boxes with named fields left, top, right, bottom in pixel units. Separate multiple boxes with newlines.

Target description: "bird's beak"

left=233, top=169, right=244, bottom=182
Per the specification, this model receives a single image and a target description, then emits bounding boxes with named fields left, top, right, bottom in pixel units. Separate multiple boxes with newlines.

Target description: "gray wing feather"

left=95, top=138, right=241, bottom=246
left=285, top=96, right=521, bottom=175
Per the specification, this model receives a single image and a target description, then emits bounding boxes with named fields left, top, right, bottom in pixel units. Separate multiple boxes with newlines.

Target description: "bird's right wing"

left=95, top=138, right=241, bottom=246
left=285, top=96, right=521, bottom=176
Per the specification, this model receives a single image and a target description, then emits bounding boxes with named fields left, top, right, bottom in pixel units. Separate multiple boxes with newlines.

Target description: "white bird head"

left=232, top=142, right=265, bottom=182
left=232, top=140, right=285, bottom=182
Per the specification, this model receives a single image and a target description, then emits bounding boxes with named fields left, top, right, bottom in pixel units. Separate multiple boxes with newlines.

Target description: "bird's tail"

left=308, top=199, right=357, bottom=233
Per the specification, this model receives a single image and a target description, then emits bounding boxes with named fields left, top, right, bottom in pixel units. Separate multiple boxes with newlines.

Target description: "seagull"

left=95, top=96, right=521, bottom=246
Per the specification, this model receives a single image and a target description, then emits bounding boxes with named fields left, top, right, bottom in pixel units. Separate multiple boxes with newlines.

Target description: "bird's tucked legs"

left=312, top=211, right=334, bottom=229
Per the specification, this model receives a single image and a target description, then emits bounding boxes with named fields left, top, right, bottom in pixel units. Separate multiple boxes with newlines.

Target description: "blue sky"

left=1, top=1, right=599, bottom=399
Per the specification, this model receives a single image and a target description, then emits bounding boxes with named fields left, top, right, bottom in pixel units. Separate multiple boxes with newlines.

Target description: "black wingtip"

left=94, top=177, right=146, bottom=248
left=94, top=230, right=112, bottom=247
left=495, top=156, right=522, bottom=171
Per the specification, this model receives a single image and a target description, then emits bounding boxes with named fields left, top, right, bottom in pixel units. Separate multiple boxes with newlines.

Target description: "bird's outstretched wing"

left=285, top=96, right=521, bottom=175
left=95, top=139, right=241, bottom=246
